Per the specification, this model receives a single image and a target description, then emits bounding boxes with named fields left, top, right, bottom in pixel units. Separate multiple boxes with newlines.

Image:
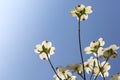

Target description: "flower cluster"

left=84, top=38, right=105, bottom=54
left=53, top=66, right=77, bottom=80
left=34, top=4, right=120, bottom=80
left=34, top=41, right=55, bottom=60
left=84, top=38, right=119, bottom=59
left=83, top=37, right=119, bottom=79
left=84, top=56, right=98, bottom=74
left=70, top=4, right=93, bottom=20
left=84, top=56, right=111, bottom=77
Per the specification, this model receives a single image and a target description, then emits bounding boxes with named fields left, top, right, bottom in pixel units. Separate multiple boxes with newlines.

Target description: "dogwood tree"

left=34, top=4, right=120, bottom=80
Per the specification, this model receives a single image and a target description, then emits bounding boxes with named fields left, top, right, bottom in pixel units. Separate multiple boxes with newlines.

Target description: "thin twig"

left=46, top=54, right=62, bottom=80
left=78, top=72, right=84, bottom=79
left=96, top=55, right=105, bottom=80
left=90, top=72, right=93, bottom=80
left=94, top=57, right=109, bottom=80
left=78, top=18, right=86, bottom=80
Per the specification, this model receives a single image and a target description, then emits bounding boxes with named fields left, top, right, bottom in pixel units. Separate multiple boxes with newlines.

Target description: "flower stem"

left=94, top=57, right=109, bottom=80
left=97, top=55, right=106, bottom=80
left=78, top=18, right=86, bottom=80
left=90, top=72, right=93, bottom=80
left=96, top=56, right=105, bottom=80
left=78, top=72, right=84, bottom=79
left=46, top=54, right=62, bottom=80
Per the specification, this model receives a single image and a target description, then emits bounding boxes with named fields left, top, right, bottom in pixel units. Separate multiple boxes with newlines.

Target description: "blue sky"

left=0, top=0, right=120, bottom=80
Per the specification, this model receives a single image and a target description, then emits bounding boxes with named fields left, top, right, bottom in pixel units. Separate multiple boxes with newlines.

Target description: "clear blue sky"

left=0, top=0, right=120, bottom=80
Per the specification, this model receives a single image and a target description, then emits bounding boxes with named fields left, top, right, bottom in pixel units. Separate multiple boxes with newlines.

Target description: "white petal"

left=57, top=71, right=65, bottom=79
left=85, top=67, right=92, bottom=74
left=80, top=14, right=88, bottom=20
left=110, top=44, right=120, bottom=50
left=53, top=75, right=59, bottom=80
left=84, top=47, right=92, bottom=54
left=75, top=4, right=85, bottom=11
left=71, top=76, right=77, bottom=80
left=93, top=67, right=100, bottom=76
left=98, top=38, right=105, bottom=46
left=39, top=53, right=49, bottom=60
left=103, top=72, right=109, bottom=77
left=90, top=41, right=99, bottom=48
left=70, top=10, right=77, bottom=17
left=101, top=61, right=111, bottom=71
left=85, top=6, right=93, bottom=14
left=42, top=41, right=52, bottom=49
left=65, top=70, right=72, bottom=77
left=34, top=44, right=42, bottom=53
left=50, top=47, right=55, bottom=55
left=97, top=47, right=104, bottom=57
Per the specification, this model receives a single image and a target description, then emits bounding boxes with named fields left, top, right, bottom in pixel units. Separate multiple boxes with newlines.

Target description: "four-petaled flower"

left=98, top=44, right=119, bottom=59
left=84, top=38, right=105, bottom=55
left=84, top=56, right=98, bottom=74
left=66, top=63, right=83, bottom=74
left=70, top=4, right=93, bottom=21
left=93, top=61, right=111, bottom=77
left=34, top=41, right=55, bottom=60
left=53, top=66, right=77, bottom=80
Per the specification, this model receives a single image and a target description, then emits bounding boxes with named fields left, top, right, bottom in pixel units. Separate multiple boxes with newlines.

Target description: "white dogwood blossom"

left=34, top=41, right=55, bottom=60
left=98, top=44, right=119, bottom=59
left=66, top=63, right=83, bottom=74
left=93, top=61, right=111, bottom=77
left=84, top=38, right=105, bottom=55
left=70, top=4, right=93, bottom=20
left=84, top=56, right=98, bottom=74
left=53, top=66, right=76, bottom=80
left=100, top=61, right=111, bottom=77
left=84, top=56, right=111, bottom=77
